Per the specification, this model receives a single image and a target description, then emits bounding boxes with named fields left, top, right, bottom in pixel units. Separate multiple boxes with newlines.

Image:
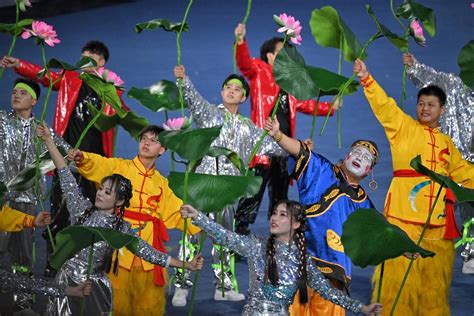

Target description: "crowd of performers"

left=0, top=20, right=472, bottom=316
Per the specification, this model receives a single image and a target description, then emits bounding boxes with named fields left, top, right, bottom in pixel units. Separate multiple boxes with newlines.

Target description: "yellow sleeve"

left=362, top=74, right=412, bottom=141
left=447, top=141, right=474, bottom=188
left=0, top=205, right=35, bottom=232
left=160, top=181, right=201, bottom=235
left=76, top=152, right=121, bottom=184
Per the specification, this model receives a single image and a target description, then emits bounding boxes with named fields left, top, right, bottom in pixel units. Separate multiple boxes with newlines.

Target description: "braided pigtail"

left=265, top=234, right=279, bottom=286
left=294, top=228, right=308, bottom=304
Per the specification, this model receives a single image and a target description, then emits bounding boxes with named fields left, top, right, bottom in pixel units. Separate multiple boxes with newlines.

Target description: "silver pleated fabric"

left=192, top=212, right=364, bottom=315
left=47, top=167, right=170, bottom=315
left=182, top=76, right=286, bottom=177
left=407, top=59, right=473, bottom=162
left=0, top=110, right=71, bottom=204
left=0, top=268, right=65, bottom=298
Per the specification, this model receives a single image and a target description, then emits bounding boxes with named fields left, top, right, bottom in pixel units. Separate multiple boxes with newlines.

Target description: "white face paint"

left=344, top=146, right=374, bottom=178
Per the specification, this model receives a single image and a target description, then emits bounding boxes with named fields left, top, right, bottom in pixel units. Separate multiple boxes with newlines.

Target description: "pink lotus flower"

left=274, top=13, right=302, bottom=45
left=471, top=2, right=474, bottom=9
left=21, top=21, right=60, bottom=47
left=163, top=116, right=192, bottom=131
left=94, top=67, right=125, bottom=88
left=409, top=19, right=426, bottom=47
left=18, top=0, right=32, bottom=12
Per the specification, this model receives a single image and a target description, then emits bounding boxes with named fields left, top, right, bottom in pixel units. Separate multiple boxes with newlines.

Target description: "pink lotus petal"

left=275, top=12, right=303, bottom=44
left=471, top=2, right=474, bottom=9
left=21, top=30, right=32, bottom=39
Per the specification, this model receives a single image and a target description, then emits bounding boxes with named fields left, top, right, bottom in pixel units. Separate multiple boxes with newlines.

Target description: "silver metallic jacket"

left=182, top=77, right=285, bottom=176
left=0, top=268, right=65, bottom=298
left=0, top=110, right=71, bottom=203
left=192, top=212, right=364, bottom=315
left=48, top=168, right=170, bottom=315
left=407, top=59, right=474, bottom=162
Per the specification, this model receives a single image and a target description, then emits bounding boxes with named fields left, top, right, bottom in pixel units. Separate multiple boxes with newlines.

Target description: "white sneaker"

left=172, top=288, right=188, bottom=307
left=214, top=289, right=245, bottom=301
left=462, top=259, right=474, bottom=274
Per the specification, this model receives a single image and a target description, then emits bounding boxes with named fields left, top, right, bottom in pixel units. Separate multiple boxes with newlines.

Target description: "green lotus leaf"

left=37, top=56, right=97, bottom=79
left=310, top=6, right=366, bottom=62
left=49, top=226, right=139, bottom=270
left=306, top=66, right=359, bottom=96
left=366, top=5, right=409, bottom=52
left=159, top=126, right=222, bottom=161
left=128, top=81, right=181, bottom=112
left=342, top=208, right=435, bottom=268
left=206, top=146, right=245, bottom=175
left=135, top=19, right=189, bottom=33
left=410, top=155, right=474, bottom=206
left=79, top=73, right=127, bottom=118
left=397, top=0, right=436, bottom=37
left=458, top=40, right=474, bottom=91
left=0, top=19, right=33, bottom=35
left=168, top=172, right=262, bottom=213
left=86, top=103, right=149, bottom=141
left=6, top=147, right=67, bottom=193
left=273, top=45, right=358, bottom=100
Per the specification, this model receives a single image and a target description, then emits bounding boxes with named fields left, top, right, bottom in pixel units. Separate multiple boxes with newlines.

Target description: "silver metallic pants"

left=174, top=205, right=239, bottom=291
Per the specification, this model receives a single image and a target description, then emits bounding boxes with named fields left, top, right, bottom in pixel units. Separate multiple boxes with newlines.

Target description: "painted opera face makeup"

left=344, top=146, right=374, bottom=178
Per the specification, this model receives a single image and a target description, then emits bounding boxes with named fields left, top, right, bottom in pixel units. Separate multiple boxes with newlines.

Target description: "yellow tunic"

left=77, top=152, right=200, bottom=272
left=363, top=74, right=474, bottom=316
left=0, top=205, right=35, bottom=232
left=362, top=74, right=473, bottom=227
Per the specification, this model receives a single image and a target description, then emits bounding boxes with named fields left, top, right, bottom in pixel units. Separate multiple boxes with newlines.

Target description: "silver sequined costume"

left=192, top=212, right=364, bottom=315
left=0, top=268, right=65, bottom=298
left=47, top=167, right=170, bottom=315
left=174, top=77, right=285, bottom=292
left=0, top=110, right=70, bottom=309
left=407, top=59, right=474, bottom=269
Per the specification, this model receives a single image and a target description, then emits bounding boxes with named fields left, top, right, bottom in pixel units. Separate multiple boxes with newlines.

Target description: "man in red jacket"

left=2, top=40, right=126, bottom=276
left=234, top=24, right=335, bottom=235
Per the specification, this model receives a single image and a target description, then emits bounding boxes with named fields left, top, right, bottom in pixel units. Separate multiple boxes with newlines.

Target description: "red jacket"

left=15, top=60, right=125, bottom=157
left=236, top=41, right=333, bottom=167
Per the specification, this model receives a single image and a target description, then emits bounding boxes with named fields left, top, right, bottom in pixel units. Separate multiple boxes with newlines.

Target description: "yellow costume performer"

left=0, top=205, right=35, bottom=232
left=361, top=74, right=474, bottom=316
left=77, top=152, right=200, bottom=315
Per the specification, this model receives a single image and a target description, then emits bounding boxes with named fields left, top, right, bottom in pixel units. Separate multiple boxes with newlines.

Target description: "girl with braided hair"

left=37, top=124, right=204, bottom=315
left=180, top=201, right=382, bottom=315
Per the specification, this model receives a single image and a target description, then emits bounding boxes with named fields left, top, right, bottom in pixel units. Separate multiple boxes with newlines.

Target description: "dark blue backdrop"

left=0, top=0, right=472, bottom=315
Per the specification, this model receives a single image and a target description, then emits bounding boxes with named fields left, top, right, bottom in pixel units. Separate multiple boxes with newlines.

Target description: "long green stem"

left=389, top=185, right=444, bottom=315
left=0, top=2, right=20, bottom=80
left=337, top=34, right=343, bottom=148
left=244, top=93, right=282, bottom=175
left=180, top=160, right=196, bottom=287
left=80, top=235, right=95, bottom=316
left=319, top=31, right=381, bottom=136
left=33, top=44, right=56, bottom=250
left=218, top=210, right=225, bottom=297
left=188, top=232, right=207, bottom=316
left=74, top=99, right=106, bottom=149
left=400, top=30, right=410, bottom=110
left=176, top=0, right=194, bottom=117
left=233, top=0, right=252, bottom=74
left=376, top=261, right=385, bottom=302
left=390, top=0, right=406, bottom=31
left=309, top=93, right=321, bottom=140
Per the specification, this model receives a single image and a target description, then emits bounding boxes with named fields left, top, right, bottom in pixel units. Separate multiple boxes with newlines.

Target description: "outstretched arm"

left=37, top=123, right=92, bottom=222
left=174, top=65, right=220, bottom=127
left=180, top=205, right=259, bottom=258
left=307, top=261, right=382, bottom=315
left=123, top=223, right=204, bottom=271
left=263, top=117, right=300, bottom=156
left=2, top=56, right=62, bottom=89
